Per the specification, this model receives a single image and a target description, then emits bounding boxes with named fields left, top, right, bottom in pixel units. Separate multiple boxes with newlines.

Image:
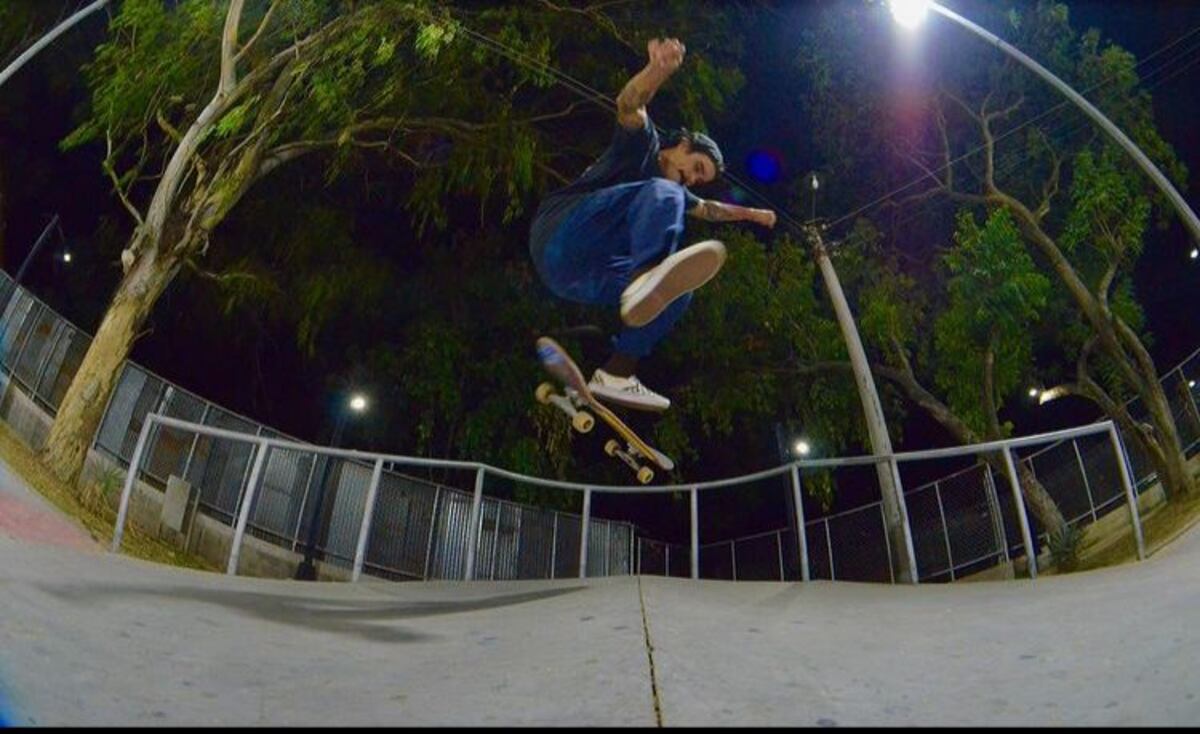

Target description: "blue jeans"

left=530, top=178, right=691, bottom=358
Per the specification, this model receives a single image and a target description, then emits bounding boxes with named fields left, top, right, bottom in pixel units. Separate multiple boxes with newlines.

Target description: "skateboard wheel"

left=573, top=412, right=595, bottom=433
left=535, top=382, right=555, bottom=404
left=604, top=439, right=620, bottom=457
left=637, top=466, right=655, bottom=485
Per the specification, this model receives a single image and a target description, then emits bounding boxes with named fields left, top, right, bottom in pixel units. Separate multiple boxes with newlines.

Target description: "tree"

left=799, top=1, right=1195, bottom=499
left=42, top=0, right=747, bottom=486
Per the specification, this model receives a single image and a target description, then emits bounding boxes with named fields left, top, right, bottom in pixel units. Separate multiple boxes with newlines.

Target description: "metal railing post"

left=777, top=530, right=785, bottom=581
left=351, top=458, right=385, bottom=581
left=605, top=522, right=612, bottom=577
left=290, top=451, right=321, bottom=552
left=889, top=457, right=919, bottom=585
left=1001, top=446, right=1038, bottom=579
left=579, top=489, right=592, bottom=579
left=983, top=466, right=1010, bottom=564
left=934, top=481, right=954, bottom=581
left=489, top=503, right=502, bottom=581
left=880, top=502, right=895, bottom=583
left=550, top=512, right=558, bottom=579
left=1073, top=439, right=1099, bottom=522
left=1109, top=425, right=1146, bottom=561
left=181, top=404, right=211, bottom=485
left=463, top=467, right=486, bottom=581
left=825, top=518, right=835, bottom=581
left=227, top=440, right=271, bottom=576
left=111, top=415, right=155, bottom=552
left=791, top=464, right=810, bottom=582
left=690, top=488, right=699, bottom=580
left=423, top=487, right=442, bottom=581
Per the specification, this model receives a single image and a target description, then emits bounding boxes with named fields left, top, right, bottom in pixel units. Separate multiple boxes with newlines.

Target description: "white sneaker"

left=620, top=240, right=726, bottom=327
left=588, top=369, right=670, bottom=412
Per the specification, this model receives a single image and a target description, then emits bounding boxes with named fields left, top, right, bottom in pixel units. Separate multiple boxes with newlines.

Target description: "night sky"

left=2, top=1, right=1199, bottom=541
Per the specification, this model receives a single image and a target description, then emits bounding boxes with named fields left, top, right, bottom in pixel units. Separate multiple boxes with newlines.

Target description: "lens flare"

left=746, top=149, right=783, bottom=184
left=890, top=0, right=930, bottom=29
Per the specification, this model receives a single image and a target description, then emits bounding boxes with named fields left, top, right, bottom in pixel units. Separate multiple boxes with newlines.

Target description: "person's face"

left=659, top=142, right=717, bottom=187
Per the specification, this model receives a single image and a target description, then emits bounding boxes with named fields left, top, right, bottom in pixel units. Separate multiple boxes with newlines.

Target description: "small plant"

left=81, top=466, right=124, bottom=514
left=1047, top=523, right=1083, bottom=573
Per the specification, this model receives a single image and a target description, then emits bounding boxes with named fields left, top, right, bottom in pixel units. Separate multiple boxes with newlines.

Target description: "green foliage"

left=1047, top=522, right=1083, bottom=572
left=933, top=209, right=1050, bottom=436
left=1061, top=148, right=1151, bottom=271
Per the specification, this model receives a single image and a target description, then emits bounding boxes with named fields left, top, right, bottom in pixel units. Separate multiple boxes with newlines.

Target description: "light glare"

left=794, top=440, right=811, bottom=456
left=349, top=394, right=368, bottom=413
left=890, top=0, right=930, bottom=29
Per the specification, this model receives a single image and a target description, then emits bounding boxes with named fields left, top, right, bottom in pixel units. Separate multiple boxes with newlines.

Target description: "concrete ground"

left=2, top=456, right=1198, bottom=726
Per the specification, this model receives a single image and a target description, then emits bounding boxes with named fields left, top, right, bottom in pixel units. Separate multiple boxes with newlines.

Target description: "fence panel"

left=825, top=503, right=892, bottom=583
left=35, top=324, right=89, bottom=411
left=732, top=531, right=786, bottom=581
left=363, top=472, right=440, bottom=580
left=938, top=464, right=1006, bottom=578
left=905, top=481, right=952, bottom=582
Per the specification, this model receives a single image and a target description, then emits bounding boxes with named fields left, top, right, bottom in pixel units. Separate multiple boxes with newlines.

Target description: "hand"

left=647, top=37, right=685, bottom=78
left=756, top=209, right=778, bottom=228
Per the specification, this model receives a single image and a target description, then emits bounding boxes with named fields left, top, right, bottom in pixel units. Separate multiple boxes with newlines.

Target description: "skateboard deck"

left=535, top=336, right=674, bottom=484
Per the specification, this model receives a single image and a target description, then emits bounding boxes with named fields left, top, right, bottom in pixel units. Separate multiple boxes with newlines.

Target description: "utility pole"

left=804, top=224, right=917, bottom=583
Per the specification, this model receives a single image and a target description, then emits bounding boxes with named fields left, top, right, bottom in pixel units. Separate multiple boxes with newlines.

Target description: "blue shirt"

left=530, top=115, right=701, bottom=250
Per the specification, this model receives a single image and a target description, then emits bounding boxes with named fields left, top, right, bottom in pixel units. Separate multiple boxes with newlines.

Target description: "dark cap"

left=681, top=129, right=725, bottom=174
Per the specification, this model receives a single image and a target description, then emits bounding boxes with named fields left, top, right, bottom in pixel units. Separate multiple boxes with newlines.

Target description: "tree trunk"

left=1000, top=193, right=1196, bottom=498
left=39, top=247, right=181, bottom=486
left=875, top=363, right=1069, bottom=535
left=1011, top=457, right=1067, bottom=535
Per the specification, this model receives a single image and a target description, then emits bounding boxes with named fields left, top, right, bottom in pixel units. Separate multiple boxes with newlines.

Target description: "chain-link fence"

left=0, top=272, right=634, bottom=581
left=0, top=268, right=1190, bottom=585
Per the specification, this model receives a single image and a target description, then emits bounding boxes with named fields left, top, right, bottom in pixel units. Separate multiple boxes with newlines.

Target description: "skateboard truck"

left=535, top=382, right=595, bottom=433
left=535, top=336, right=673, bottom=485
left=604, top=439, right=656, bottom=485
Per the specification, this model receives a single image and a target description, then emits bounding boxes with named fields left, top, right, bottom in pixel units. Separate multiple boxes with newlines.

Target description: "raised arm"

left=615, top=38, right=686, bottom=130
left=689, top=199, right=778, bottom=228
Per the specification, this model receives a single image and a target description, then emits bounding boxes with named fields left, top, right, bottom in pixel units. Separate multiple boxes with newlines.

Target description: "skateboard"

left=535, top=336, right=674, bottom=484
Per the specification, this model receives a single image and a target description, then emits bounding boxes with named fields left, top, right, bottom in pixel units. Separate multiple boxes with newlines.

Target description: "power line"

left=434, top=7, right=1200, bottom=247
left=886, top=34, right=1200, bottom=235
left=829, top=23, right=1200, bottom=231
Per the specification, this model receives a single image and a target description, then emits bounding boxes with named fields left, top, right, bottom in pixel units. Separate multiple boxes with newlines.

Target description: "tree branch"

left=1035, top=136, right=1062, bottom=222
left=219, top=0, right=247, bottom=95
left=104, top=127, right=145, bottom=228
left=234, top=0, right=279, bottom=65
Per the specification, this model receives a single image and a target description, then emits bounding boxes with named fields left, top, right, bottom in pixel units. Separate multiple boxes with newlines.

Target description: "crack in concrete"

left=637, top=576, right=663, bottom=727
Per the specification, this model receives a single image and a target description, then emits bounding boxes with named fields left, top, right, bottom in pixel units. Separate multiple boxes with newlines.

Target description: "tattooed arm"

left=616, top=38, right=686, bottom=130
left=689, top=199, right=778, bottom=228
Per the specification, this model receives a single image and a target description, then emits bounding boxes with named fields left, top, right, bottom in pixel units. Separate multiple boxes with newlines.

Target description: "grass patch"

left=1077, top=484, right=1200, bottom=572
left=0, top=422, right=219, bottom=572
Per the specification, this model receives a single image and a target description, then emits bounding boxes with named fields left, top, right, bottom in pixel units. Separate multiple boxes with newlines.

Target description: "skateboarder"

left=529, top=37, right=776, bottom=411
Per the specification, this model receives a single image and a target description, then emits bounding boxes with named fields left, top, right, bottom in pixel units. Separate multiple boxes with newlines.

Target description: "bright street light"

left=1028, top=387, right=1041, bottom=400
left=887, top=0, right=1200, bottom=247
left=348, top=393, right=368, bottom=413
left=1190, top=248, right=1198, bottom=260
left=890, top=0, right=930, bottom=30
left=62, top=251, right=72, bottom=263
left=793, top=439, right=812, bottom=457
